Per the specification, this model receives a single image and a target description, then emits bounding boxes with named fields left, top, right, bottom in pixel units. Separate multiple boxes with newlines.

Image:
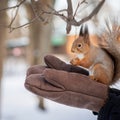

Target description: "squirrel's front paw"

left=89, top=75, right=98, bottom=82
left=70, top=58, right=80, bottom=66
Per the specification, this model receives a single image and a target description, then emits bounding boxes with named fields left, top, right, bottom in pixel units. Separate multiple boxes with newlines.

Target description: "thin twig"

left=76, top=0, right=105, bottom=25
left=0, top=0, right=27, bottom=31
left=42, top=0, right=105, bottom=33
left=1, top=16, right=39, bottom=32
left=41, top=7, right=68, bottom=22
left=57, top=9, right=67, bottom=13
left=0, top=0, right=105, bottom=33
left=9, top=7, right=19, bottom=30
left=31, top=0, right=45, bottom=22
left=73, top=0, right=88, bottom=18
left=9, top=17, right=38, bottom=32
left=0, top=0, right=26, bottom=12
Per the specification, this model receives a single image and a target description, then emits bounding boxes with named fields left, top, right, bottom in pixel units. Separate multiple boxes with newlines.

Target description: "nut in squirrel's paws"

left=89, top=75, right=98, bottom=82
left=70, top=58, right=80, bottom=66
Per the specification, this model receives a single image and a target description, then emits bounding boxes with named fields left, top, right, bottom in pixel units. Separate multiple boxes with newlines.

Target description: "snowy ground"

left=1, top=56, right=119, bottom=120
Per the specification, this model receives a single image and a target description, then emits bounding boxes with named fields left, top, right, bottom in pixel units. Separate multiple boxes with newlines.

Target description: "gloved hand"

left=25, top=55, right=108, bottom=112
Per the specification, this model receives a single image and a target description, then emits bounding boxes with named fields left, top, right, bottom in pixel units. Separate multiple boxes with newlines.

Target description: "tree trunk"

left=25, top=0, right=54, bottom=110
left=0, top=0, right=8, bottom=118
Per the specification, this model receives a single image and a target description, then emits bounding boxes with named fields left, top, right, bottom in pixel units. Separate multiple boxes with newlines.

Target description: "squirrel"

left=70, top=25, right=114, bottom=85
left=93, top=22, right=120, bottom=84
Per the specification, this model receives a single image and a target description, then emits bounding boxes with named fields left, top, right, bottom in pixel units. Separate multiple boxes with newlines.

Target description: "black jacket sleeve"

left=98, top=88, right=120, bottom=120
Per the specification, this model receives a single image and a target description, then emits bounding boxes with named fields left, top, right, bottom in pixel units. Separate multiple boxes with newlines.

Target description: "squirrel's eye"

left=78, top=43, right=82, bottom=47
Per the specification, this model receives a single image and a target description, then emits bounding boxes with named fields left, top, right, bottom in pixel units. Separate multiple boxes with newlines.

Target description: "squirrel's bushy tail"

left=98, top=22, right=120, bottom=84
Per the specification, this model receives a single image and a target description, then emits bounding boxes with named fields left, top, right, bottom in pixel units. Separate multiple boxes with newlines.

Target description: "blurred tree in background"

left=0, top=0, right=55, bottom=113
left=25, top=0, right=54, bottom=110
left=0, top=0, right=8, bottom=118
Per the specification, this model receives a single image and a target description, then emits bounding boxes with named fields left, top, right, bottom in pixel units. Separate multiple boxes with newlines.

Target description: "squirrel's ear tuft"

left=79, top=24, right=89, bottom=36
left=79, top=25, right=84, bottom=36
left=79, top=24, right=90, bottom=44
left=84, top=25, right=90, bottom=44
left=85, top=25, right=89, bottom=35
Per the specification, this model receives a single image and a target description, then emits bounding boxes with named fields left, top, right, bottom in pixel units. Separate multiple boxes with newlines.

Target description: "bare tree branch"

left=41, top=0, right=105, bottom=33
left=66, top=0, right=73, bottom=33
left=57, top=9, right=67, bottom=13
left=0, top=14, right=40, bottom=32
left=66, top=0, right=105, bottom=26
left=66, top=0, right=88, bottom=33
left=0, top=0, right=105, bottom=33
left=0, top=0, right=26, bottom=12
left=31, top=0, right=45, bottom=22
left=40, top=4, right=68, bottom=22
left=76, top=0, right=105, bottom=25
left=73, top=0, right=88, bottom=18
left=8, top=7, right=19, bottom=30
left=67, top=0, right=73, bottom=19
left=8, top=16, right=38, bottom=32
left=0, top=0, right=27, bottom=31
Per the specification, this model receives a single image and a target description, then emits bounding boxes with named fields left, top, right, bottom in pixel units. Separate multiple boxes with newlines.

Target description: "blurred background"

left=0, top=0, right=120, bottom=120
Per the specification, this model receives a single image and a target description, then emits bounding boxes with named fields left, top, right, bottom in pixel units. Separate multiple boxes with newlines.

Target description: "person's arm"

left=97, top=88, right=120, bottom=120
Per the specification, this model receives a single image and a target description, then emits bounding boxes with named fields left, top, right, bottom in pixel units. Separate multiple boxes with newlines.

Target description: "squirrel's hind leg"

left=90, top=64, right=110, bottom=85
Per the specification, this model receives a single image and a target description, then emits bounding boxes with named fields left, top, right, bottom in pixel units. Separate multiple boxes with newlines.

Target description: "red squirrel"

left=70, top=25, right=114, bottom=85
